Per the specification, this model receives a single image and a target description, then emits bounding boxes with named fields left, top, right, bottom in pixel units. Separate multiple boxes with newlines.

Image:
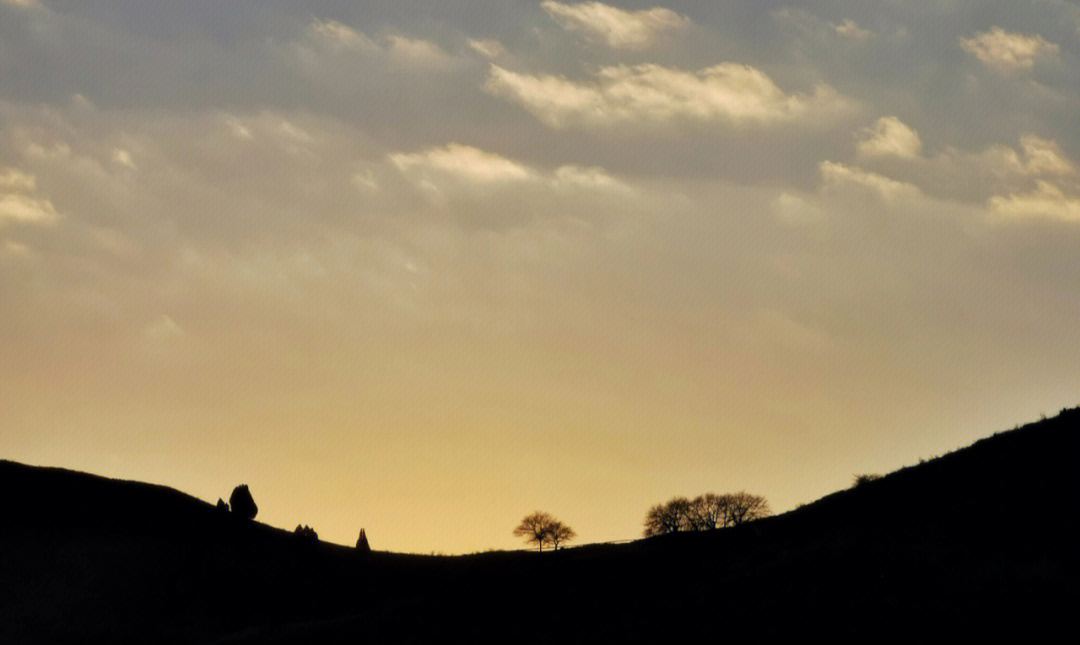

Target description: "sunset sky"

left=3, top=1, right=1079, bottom=553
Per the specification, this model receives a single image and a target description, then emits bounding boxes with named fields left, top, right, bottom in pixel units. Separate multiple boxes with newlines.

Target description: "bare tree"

left=643, top=497, right=693, bottom=536
left=513, top=511, right=575, bottom=551
left=646, top=491, right=771, bottom=535
left=547, top=520, right=576, bottom=550
left=513, top=511, right=554, bottom=551
left=724, top=491, right=771, bottom=525
left=687, top=493, right=727, bottom=530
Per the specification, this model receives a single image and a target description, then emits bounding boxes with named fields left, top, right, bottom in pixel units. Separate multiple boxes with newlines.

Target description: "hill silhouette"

left=3, top=407, right=1080, bottom=642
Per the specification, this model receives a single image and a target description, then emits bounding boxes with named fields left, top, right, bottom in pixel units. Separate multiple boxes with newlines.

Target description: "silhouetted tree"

left=514, top=511, right=554, bottom=551
left=724, top=491, right=770, bottom=525
left=215, top=498, right=229, bottom=513
left=643, top=497, right=693, bottom=536
left=356, top=528, right=371, bottom=554
left=513, top=511, right=574, bottom=551
left=547, top=520, right=576, bottom=550
left=687, top=493, right=726, bottom=530
left=646, top=492, right=771, bottom=535
left=229, top=484, right=258, bottom=520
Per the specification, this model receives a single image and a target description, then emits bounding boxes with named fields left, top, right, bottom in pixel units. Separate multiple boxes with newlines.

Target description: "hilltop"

left=3, top=407, right=1080, bottom=642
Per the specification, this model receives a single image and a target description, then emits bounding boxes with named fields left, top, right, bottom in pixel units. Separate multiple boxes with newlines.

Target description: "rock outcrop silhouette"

left=228, top=485, right=257, bottom=520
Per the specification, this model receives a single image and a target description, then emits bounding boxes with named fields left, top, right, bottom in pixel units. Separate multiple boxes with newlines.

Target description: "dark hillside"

left=4, top=407, right=1080, bottom=642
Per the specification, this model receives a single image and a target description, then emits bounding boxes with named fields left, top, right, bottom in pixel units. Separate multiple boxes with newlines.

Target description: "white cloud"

left=959, top=27, right=1059, bottom=76
left=390, top=144, right=536, bottom=184
left=552, top=165, right=630, bottom=193
left=1018, top=136, right=1075, bottom=176
left=384, top=35, right=455, bottom=67
left=857, top=116, right=922, bottom=159
left=834, top=19, right=872, bottom=41
left=484, top=63, right=851, bottom=129
left=819, top=161, right=921, bottom=202
left=0, top=193, right=59, bottom=226
left=0, top=167, right=59, bottom=227
left=0, top=167, right=37, bottom=192
left=541, top=1, right=691, bottom=50
left=112, top=148, right=136, bottom=170
left=466, top=39, right=506, bottom=59
left=388, top=144, right=633, bottom=204
left=225, top=116, right=254, bottom=140
left=989, top=181, right=1080, bottom=221
left=307, top=19, right=378, bottom=53
left=850, top=130, right=1078, bottom=204
left=215, top=112, right=318, bottom=155
left=299, top=19, right=458, bottom=71
left=351, top=169, right=379, bottom=193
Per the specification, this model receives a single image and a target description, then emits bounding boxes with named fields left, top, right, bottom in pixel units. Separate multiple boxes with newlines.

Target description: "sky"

left=2, top=0, right=1080, bottom=554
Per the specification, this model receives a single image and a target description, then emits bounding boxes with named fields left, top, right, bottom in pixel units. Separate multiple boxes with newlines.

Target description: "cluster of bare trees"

left=513, top=511, right=576, bottom=551
left=643, top=492, right=770, bottom=537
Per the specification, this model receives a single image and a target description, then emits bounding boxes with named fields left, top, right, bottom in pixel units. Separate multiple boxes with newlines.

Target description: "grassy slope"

left=3, top=407, right=1080, bottom=642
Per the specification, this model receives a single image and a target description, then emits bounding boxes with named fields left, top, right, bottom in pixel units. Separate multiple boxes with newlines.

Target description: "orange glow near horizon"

left=3, top=1, right=1080, bottom=554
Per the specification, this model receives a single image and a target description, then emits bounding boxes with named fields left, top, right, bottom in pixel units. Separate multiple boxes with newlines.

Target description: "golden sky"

left=3, top=0, right=1080, bottom=553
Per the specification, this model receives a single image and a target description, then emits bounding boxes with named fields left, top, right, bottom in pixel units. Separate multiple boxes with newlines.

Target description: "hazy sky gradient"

left=3, top=0, right=1080, bottom=553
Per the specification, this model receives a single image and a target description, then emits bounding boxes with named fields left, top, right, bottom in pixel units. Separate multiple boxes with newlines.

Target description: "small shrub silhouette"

left=215, top=498, right=229, bottom=513
left=294, top=524, right=318, bottom=542
left=853, top=473, right=881, bottom=487
left=229, top=485, right=258, bottom=520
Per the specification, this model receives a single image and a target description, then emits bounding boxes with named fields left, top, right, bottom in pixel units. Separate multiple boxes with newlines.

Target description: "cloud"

left=1, top=239, right=34, bottom=262
left=0, top=193, right=58, bottom=226
left=142, top=314, right=186, bottom=343
left=541, top=1, right=691, bottom=50
left=466, top=39, right=506, bottom=60
left=299, top=18, right=459, bottom=71
left=772, top=191, right=825, bottom=225
left=552, top=165, right=630, bottom=193
left=834, top=19, right=872, bottom=41
left=833, top=126, right=1080, bottom=220
left=390, top=143, right=536, bottom=184
left=959, top=27, right=1059, bottom=76
left=112, top=148, right=136, bottom=170
left=388, top=144, right=631, bottom=199
left=0, top=0, right=44, bottom=9
left=989, top=181, right=1080, bottom=221
left=846, top=125, right=1079, bottom=204
left=307, top=18, right=379, bottom=53
left=819, top=161, right=921, bottom=202
left=0, top=167, right=59, bottom=227
left=857, top=116, right=922, bottom=159
left=0, top=167, right=37, bottom=192
left=483, top=63, right=851, bottom=129
left=1017, top=135, right=1075, bottom=176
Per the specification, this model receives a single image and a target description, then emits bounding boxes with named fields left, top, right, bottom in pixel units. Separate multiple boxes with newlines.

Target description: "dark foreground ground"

left=4, top=407, right=1080, bottom=642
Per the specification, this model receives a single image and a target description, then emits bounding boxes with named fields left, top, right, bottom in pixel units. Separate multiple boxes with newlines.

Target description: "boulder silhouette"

left=229, top=485, right=257, bottom=520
